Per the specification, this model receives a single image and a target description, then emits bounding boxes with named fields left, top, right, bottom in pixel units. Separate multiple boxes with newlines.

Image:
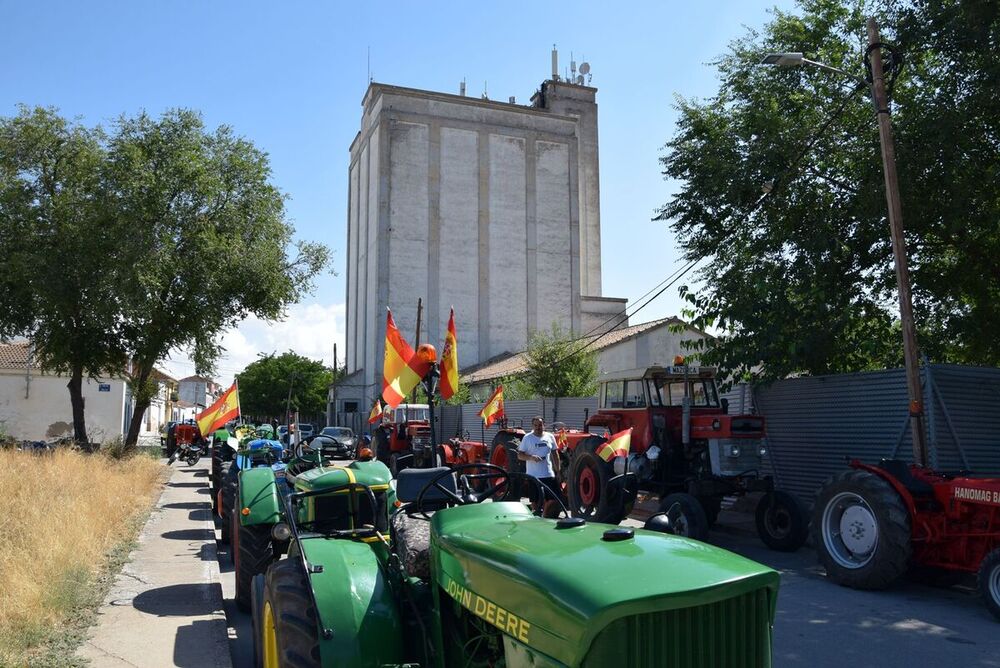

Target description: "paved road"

left=80, top=459, right=231, bottom=668
left=215, top=506, right=999, bottom=668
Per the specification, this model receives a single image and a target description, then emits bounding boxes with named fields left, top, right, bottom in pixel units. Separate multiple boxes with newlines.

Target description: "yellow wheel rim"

left=262, top=600, right=279, bottom=668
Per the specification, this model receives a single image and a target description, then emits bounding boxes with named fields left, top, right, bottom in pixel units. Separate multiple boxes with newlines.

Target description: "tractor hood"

left=432, top=503, right=778, bottom=666
left=293, top=459, right=391, bottom=492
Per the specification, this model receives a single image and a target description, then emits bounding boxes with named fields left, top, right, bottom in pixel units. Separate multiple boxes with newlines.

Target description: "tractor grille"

left=713, top=438, right=764, bottom=477
left=582, top=588, right=772, bottom=668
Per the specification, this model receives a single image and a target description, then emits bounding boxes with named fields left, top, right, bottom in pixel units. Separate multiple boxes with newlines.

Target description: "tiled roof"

left=180, top=375, right=213, bottom=383
left=0, top=341, right=34, bottom=369
left=150, top=367, right=177, bottom=383
left=460, top=317, right=692, bottom=385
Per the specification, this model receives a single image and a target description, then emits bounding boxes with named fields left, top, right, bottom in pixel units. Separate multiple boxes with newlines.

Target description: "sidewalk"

left=78, top=458, right=232, bottom=668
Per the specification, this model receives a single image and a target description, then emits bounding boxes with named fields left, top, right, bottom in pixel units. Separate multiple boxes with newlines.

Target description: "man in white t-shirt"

left=517, top=416, right=560, bottom=507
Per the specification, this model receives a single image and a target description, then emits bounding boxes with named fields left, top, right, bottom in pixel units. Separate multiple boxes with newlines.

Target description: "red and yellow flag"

left=597, top=428, right=632, bottom=462
left=556, top=429, right=569, bottom=450
left=196, top=382, right=240, bottom=436
left=440, top=308, right=459, bottom=400
left=368, top=399, right=383, bottom=424
left=382, top=309, right=431, bottom=409
left=477, top=385, right=504, bottom=426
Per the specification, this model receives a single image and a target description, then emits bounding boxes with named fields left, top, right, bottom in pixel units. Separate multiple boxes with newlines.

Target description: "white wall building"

left=178, top=375, right=220, bottom=411
left=338, top=67, right=627, bottom=419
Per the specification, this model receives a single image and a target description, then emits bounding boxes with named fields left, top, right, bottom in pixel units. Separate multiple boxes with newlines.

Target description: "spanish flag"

left=439, top=308, right=459, bottom=400
left=597, top=428, right=632, bottom=462
left=382, top=309, right=431, bottom=409
left=477, top=385, right=504, bottom=426
left=367, top=399, right=383, bottom=425
left=196, top=382, right=240, bottom=436
left=556, top=429, right=569, bottom=450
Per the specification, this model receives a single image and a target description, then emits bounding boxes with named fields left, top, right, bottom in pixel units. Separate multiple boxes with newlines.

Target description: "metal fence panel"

left=749, top=364, right=1000, bottom=505
left=438, top=405, right=462, bottom=440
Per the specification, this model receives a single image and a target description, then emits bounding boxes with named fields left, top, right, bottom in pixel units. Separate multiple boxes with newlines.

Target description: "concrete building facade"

left=340, top=76, right=626, bottom=415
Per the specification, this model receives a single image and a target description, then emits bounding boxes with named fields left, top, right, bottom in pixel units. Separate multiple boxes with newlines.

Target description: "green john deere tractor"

left=240, top=459, right=779, bottom=668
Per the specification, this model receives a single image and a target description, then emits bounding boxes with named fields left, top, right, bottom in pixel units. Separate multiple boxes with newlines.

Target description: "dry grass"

left=0, top=448, right=163, bottom=667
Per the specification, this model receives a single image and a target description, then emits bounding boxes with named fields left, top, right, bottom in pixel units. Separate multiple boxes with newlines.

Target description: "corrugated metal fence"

left=731, top=364, right=1000, bottom=504
left=437, top=397, right=599, bottom=443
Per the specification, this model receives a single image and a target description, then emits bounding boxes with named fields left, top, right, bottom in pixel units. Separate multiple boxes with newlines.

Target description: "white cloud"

left=160, top=302, right=345, bottom=384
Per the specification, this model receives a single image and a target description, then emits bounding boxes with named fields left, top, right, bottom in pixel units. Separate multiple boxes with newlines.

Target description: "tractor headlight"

left=758, top=444, right=768, bottom=457
left=728, top=443, right=741, bottom=458
left=271, top=523, right=292, bottom=541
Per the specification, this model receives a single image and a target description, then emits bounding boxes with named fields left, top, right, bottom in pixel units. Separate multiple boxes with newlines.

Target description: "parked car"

left=297, top=423, right=315, bottom=439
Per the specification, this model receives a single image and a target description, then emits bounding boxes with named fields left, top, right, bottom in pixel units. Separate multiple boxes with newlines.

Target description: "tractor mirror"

left=721, top=398, right=729, bottom=414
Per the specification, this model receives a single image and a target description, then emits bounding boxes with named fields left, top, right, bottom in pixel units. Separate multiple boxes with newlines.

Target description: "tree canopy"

left=238, top=352, right=335, bottom=420
left=0, top=106, right=330, bottom=444
left=521, top=324, right=599, bottom=398
left=659, top=0, right=1000, bottom=384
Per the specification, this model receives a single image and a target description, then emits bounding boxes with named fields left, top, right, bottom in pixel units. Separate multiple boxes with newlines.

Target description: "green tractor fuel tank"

left=432, top=503, right=779, bottom=667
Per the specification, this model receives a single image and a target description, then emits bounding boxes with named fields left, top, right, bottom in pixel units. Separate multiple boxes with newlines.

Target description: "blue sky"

left=2, top=0, right=797, bottom=382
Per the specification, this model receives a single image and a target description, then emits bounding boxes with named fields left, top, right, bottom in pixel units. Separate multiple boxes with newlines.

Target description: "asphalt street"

left=215, top=506, right=1000, bottom=668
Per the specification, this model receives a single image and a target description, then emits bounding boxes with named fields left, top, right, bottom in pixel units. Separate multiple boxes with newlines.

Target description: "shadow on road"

left=133, top=582, right=225, bottom=617
left=162, top=502, right=206, bottom=510
left=173, top=619, right=231, bottom=668
left=169, top=481, right=208, bottom=488
left=162, top=529, right=216, bottom=541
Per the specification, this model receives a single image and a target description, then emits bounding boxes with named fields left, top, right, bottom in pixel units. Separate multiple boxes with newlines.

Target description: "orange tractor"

left=490, top=363, right=808, bottom=551
left=373, top=404, right=437, bottom=476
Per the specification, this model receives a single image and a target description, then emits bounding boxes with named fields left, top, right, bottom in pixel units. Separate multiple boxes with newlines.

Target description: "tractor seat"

left=878, top=459, right=934, bottom=497
left=391, top=468, right=457, bottom=579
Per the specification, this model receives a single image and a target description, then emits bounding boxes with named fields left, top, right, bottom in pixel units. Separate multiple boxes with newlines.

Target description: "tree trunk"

left=67, top=366, right=89, bottom=443
left=124, top=363, right=154, bottom=449
left=124, top=397, right=149, bottom=450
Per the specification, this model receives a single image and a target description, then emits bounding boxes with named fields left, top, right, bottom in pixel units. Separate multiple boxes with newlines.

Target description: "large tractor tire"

left=219, top=465, right=239, bottom=546
left=812, top=469, right=912, bottom=590
left=250, top=573, right=266, bottom=668
left=978, top=547, right=1000, bottom=621
left=234, top=512, right=274, bottom=611
left=374, top=429, right=391, bottom=466
left=655, top=492, right=709, bottom=541
left=261, top=558, right=321, bottom=667
left=489, top=432, right=526, bottom=499
left=697, top=495, right=722, bottom=527
left=567, top=436, right=625, bottom=525
left=755, top=490, right=809, bottom=552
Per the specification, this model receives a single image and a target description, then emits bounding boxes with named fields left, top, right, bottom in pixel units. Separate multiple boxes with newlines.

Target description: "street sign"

left=98, top=383, right=111, bottom=392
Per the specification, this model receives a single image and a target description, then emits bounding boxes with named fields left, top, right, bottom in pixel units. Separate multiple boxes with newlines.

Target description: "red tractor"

left=491, top=363, right=808, bottom=551
left=373, top=404, right=437, bottom=476
left=813, top=459, right=1000, bottom=619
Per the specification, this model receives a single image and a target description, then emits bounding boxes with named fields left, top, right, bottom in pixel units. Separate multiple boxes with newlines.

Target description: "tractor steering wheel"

left=515, top=473, right=569, bottom=518
left=414, top=463, right=510, bottom=519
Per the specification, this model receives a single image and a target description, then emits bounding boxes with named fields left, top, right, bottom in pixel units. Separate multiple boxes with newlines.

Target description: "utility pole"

left=411, top=297, right=423, bottom=404
left=867, top=18, right=928, bottom=467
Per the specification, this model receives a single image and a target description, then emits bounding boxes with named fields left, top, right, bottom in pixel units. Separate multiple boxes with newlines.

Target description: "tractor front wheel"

left=235, top=517, right=274, bottom=611
left=755, top=490, right=809, bottom=552
left=262, top=558, right=321, bottom=667
left=250, top=574, right=266, bottom=668
left=812, top=469, right=911, bottom=590
left=567, top=436, right=624, bottom=525
left=656, top=492, right=709, bottom=541
left=489, top=433, right=525, bottom=499
left=978, top=547, right=1000, bottom=621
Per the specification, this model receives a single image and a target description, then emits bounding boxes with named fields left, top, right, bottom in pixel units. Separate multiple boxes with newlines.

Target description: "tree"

left=0, top=107, right=131, bottom=442
left=238, top=352, right=334, bottom=419
left=0, top=106, right=330, bottom=445
left=522, top=324, right=599, bottom=398
left=658, top=0, right=1000, bottom=384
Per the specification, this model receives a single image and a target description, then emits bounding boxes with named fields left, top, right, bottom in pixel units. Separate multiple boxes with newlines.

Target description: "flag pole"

left=234, top=377, right=242, bottom=425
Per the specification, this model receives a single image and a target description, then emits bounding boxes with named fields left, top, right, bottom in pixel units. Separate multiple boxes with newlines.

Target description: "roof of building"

left=150, top=368, right=176, bottom=383
left=0, top=341, right=32, bottom=369
left=460, top=317, right=697, bottom=385
left=179, top=375, right=214, bottom=383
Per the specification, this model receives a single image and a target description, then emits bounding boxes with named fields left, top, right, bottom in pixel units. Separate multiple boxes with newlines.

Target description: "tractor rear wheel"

left=220, top=466, right=239, bottom=545
left=489, top=433, right=526, bottom=499
left=567, top=436, right=624, bottom=525
left=389, top=452, right=407, bottom=478
left=235, top=518, right=274, bottom=611
left=812, top=469, right=911, bottom=590
left=250, top=573, right=266, bottom=668
left=656, top=492, right=709, bottom=541
left=755, top=490, right=809, bottom=552
left=697, top=496, right=722, bottom=527
left=262, top=558, right=321, bottom=667
left=977, top=547, right=1000, bottom=621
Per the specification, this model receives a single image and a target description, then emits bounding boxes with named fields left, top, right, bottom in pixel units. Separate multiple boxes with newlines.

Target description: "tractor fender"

left=238, top=467, right=283, bottom=526
left=298, top=539, right=406, bottom=667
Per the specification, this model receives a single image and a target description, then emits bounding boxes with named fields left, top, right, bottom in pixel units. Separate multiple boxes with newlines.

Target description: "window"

left=343, top=401, right=359, bottom=413
left=623, top=380, right=647, bottom=408
left=604, top=382, right=624, bottom=409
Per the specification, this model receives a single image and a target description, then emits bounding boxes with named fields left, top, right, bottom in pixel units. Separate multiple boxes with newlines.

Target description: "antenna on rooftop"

left=551, top=44, right=559, bottom=81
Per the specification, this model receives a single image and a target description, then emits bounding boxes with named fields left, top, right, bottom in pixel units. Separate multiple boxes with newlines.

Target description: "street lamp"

left=761, top=19, right=929, bottom=468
